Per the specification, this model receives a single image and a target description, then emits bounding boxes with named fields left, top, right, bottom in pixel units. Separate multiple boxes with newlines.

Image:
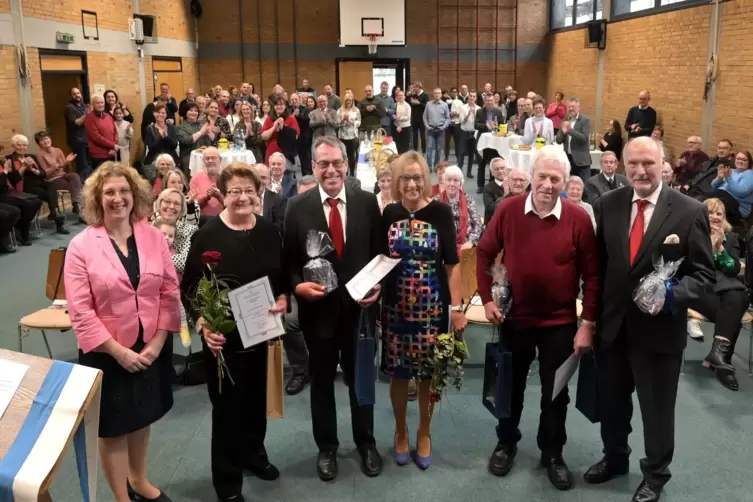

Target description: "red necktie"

left=327, top=198, right=344, bottom=258
left=629, top=199, right=648, bottom=265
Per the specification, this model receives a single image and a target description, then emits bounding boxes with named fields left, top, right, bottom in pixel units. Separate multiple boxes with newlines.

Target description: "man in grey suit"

left=584, top=151, right=628, bottom=204
left=556, top=98, right=592, bottom=182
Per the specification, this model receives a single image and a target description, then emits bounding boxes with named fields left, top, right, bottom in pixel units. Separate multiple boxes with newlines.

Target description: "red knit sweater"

left=476, top=194, right=600, bottom=329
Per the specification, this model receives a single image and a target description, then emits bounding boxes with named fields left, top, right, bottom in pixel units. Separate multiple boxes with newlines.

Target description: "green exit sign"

left=56, top=32, right=75, bottom=44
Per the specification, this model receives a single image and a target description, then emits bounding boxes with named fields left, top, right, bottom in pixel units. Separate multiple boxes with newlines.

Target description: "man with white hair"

left=476, top=145, right=599, bottom=491
left=586, top=137, right=714, bottom=502
left=584, top=151, right=628, bottom=204
left=252, top=163, right=285, bottom=231
left=673, top=135, right=709, bottom=186
left=507, top=168, right=529, bottom=197
left=269, top=152, right=297, bottom=200
left=482, top=157, right=508, bottom=222
left=84, top=93, right=118, bottom=171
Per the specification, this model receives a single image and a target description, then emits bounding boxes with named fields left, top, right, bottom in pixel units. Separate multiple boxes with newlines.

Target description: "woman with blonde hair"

left=152, top=187, right=197, bottom=277
left=161, top=168, right=200, bottom=226
left=65, top=162, right=180, bottom=502
left=381, top=151, right=467, bottom=469
left=686, top=198, right=749, bottom=391
left=337, top=94, right=361, bottom=175
left=376, top=166, right=393, bottom=213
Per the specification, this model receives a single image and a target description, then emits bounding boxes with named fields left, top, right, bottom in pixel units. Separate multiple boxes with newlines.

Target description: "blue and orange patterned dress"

left=381, top=200, right=460, bottom=380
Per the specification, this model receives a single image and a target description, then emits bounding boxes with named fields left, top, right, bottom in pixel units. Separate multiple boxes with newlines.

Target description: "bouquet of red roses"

left=194, top=251, right=236, bottom=393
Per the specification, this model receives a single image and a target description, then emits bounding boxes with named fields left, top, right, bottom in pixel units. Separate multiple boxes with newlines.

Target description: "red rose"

left=430, top=393, right=441, bottom=403
left=201, top=251, right=222, bottom=265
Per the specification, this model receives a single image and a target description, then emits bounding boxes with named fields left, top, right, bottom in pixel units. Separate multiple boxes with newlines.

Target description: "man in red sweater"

left=84, top=94, right=118, bottom=171
left=476, top=145, right=600, bottom=491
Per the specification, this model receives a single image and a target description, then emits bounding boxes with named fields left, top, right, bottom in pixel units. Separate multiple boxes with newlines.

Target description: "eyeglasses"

left=316, top=160, right=345, bottom=169
left=399, top=174, right=424, bottom=184
left=226, top=188, right=257, bottom=197
left=161, top=200, right=182, bottom=208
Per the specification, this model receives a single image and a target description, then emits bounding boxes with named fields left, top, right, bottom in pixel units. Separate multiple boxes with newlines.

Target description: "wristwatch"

left=450, top=305, right=463, bottom=312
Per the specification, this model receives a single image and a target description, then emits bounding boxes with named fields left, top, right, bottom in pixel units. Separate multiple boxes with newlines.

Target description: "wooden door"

left=338, top=61, right=373, bottom=99
left=152, top=58, right=184, bottom=101
left=42, top=73, right=82, bottom=155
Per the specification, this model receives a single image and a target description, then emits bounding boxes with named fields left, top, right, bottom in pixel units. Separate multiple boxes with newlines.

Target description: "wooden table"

left=0, top=349, right=102, bottom=501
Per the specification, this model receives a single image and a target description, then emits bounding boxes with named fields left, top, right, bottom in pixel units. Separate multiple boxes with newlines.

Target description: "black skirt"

left=79, top=328, right=174, bottom=438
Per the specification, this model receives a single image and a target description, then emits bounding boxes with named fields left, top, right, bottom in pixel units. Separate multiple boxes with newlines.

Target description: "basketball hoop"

left=367, top=34, right=380, bottom=55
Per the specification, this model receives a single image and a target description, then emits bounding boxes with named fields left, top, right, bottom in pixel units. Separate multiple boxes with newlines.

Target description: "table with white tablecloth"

left=355, top=141, right=398, bottom=193
left=507, top=145, right=604, bottom=177
left=476, top=133, right=524, bottom=160
left=188, top=149, right=256, bottom=176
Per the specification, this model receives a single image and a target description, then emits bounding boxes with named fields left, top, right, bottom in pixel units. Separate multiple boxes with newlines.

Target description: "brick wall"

left=141, top=0, right=194, bottom=41
left=22, top=0, right=132, bottom=32
left=197, top=0, right=548, bottom=96
left=547, top=5, right=713, bottom=158
left=0, top=47, right=21, bottom=152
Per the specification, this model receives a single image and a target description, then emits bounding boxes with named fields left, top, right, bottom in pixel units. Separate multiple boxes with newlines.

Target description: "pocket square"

left=663, top=234, right=680, bottom=244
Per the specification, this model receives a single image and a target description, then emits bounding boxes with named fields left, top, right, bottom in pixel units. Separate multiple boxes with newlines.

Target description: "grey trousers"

left=283, top=297, right=309, bottom=375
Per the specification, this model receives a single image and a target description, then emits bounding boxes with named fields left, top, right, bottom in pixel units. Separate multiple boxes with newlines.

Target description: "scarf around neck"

left=440, top=189, right=468, bottom=254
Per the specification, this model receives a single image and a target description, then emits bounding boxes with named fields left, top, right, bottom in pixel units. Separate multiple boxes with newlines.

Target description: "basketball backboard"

left=339, top=0, right=406, bottom=46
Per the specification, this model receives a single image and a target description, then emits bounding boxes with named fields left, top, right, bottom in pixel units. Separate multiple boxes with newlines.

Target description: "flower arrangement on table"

left=425, top=332, right=468, bottom=406
left=193, top=250, right=236, bottom=393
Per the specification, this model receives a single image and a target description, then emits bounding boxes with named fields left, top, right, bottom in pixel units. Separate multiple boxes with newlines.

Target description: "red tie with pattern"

left=327, top=198, right=344, bottom=258
left=629, top=199, right=648, bottom=265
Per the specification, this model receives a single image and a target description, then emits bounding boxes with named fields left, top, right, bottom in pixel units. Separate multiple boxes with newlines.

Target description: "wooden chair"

left=57, top=189, right=72, bottom=222
left=685, top=308, right=753, bottom=375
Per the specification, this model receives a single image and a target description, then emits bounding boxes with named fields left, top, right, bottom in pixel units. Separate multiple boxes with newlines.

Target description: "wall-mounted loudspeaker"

left=585, top=20, right=607, bottom=50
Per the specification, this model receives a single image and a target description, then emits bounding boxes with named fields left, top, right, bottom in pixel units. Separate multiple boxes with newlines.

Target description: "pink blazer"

left=64, top=219, right=181, bottom=353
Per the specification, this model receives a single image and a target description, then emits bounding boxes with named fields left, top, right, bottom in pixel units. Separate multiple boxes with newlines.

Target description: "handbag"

left=575, top=348, right=600, bottom=423
left=482, top=324, right=512, bottom=419
left=46, top=247, right=67, bottom=300
left=266, top=339, right=285, bottom=418
left=353, top=307, right=377, bottom=406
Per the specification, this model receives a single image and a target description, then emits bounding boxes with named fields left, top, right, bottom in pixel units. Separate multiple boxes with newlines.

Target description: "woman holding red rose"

left=181, top=163, right=287, bottom=502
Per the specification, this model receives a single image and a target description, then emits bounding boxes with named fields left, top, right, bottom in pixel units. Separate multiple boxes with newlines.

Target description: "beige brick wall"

left=141, top=0, right=194, bottom=41
left=0, top=47, right=21, bottom=152
left=22, top=0, right=133, bottom=32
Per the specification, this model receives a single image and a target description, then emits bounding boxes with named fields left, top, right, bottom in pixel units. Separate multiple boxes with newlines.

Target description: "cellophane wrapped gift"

left=633, top=256, right=684, bottom=315
left=303, top=230, right=338, bottom=293
left=490, top=264, right=513, bottom=316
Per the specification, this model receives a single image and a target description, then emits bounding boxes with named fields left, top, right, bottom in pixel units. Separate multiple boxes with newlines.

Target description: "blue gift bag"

left=575, top=348, right=600, bottom=423
left=482, top=325, right=512, bottom=419
left=354, top=308, right=377, bottom=406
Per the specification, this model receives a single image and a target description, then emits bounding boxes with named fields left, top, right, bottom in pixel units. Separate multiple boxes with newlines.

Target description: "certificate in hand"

left=228, top=276, right=286, bottom=349
left=345, top=254, right=401, bottom=301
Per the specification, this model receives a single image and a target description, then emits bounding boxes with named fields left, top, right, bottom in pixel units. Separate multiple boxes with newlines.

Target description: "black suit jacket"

left=474, top=108, right=506, bottom=136
left=584, top=172, right=628, bottom=205
left=283, top=186, right=386, bottom=338
left=594, top=184, right=715, bottom=354
left=262, top=189, right=285, bottom=233
left=482, top=181, right=505, bottom=223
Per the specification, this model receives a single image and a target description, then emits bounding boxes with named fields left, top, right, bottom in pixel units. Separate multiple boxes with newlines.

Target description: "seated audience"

left=564, top=176, right=596, bottom=231
left=4, top=134, right=69, bottom=234
left=161, top=168, right=200, bottom=226
left=584, top=151, right=627, bottom=204
left=431, top=161, right=449, bottom=196
left=64, top=162, right=179, bottom=502
left=376, top=166, right=393, bottom=213
left=673, top=136, right=709, bottom=186
left=686, top=139, right=735, bottom=198
left=686, top=198, right=749, bottom=392
left=709, top=150, right=753, bottom=224
left=144, top=104, right=179, bottom=175
left=152, top=188, right=198, bottom=276
left=661, top=162, right=675, bottom=185
left=482, top=157, right=508, bottom=222
left=181, top=165, right=286, bottom=502
left=34, top=130, right=83, bottom=222
left=0, top=169, right=41, bottom=247
left=435, top=165, right=483, bottom=255
left=176, top=103, right=213, bottom=172
left=152, top=154, right=177, bottom=195
left=268, top=152, right=297, bottom=200
left=598, top=120, right=624, bottom=160
left=523, top=98, right=554, bottom=145
left=507, top=167, right=530, bottom=197
left=189, top=147, right=225, bottom=218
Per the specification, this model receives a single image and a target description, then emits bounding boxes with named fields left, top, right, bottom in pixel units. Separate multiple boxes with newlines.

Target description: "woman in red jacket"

left=545, top=91, right=567, bottom=134
left=261, top=97, right=300, bottom=166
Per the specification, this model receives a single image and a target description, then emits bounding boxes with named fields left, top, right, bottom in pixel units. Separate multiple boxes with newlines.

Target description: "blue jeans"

left=426, top=129, right=444, bottom=169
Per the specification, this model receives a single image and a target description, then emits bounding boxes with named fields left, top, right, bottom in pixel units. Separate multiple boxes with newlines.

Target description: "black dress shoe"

left=56, top=222, right=70, bottom=235
left=285, top=374, right=309, bottom=395
left=245, top=454, right=280, bottom=480
left=540, top=453, right=574, bottom=491
left=218, top=496, right=244, bottom=502
left=19, top=238, right=32, bottom=246
left=583, top=456, right=629, bottom=484
left=476, top=187, right=484, bottom=194
left=317, top=451, right=337, bottom=481
left=0, top=243, right=15, bottom=253
left=127, top=481, right=173, bottom=501
left=632, top=480, right=662, bottom=502
left=488, top=443, right=517, bottom=477
left=358, top=445, right=383, bottom=477
left=467, top=173, right=474, bottom=179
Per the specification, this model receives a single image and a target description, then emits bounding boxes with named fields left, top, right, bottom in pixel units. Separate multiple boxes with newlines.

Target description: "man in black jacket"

left=482, top=157, right=508, bottom=222
left=625, top=90, right=657, bottom=139
left=475, top=95, right=506, bottom=193
left=686, top=139, right=735, bottom=199
left=154, top=82, right=179, bottom=123
left=409, top=82, right=428, bottom=153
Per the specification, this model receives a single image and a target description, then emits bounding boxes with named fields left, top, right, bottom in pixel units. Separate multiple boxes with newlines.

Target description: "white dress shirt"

left=459, top=102, right=479, bottom=132
left=524, top=193, right=562, bottom=219
left=446, top=98, right=464, bottom=124
left=630, top=182, right=662, bottom=232
left=319, top=184, right=347, bottom=242
left=394, top=101, right=411, bottom=128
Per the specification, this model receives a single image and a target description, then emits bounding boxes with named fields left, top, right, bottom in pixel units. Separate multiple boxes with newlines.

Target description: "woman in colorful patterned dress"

left=381, top=151, right=468, bottom=470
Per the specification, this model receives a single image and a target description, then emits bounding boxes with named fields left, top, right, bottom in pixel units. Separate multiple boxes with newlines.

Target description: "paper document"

left=0, top=359, right=29, bottom=420
left=345, top=254, right=401, bottom=301
left=228, top=276, right=286, bottom=349
left=552, top=352, right=581, bottom=401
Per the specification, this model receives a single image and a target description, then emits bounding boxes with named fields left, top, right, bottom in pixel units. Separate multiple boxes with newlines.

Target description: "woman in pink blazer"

left=64, top=162, right=180, bottom=502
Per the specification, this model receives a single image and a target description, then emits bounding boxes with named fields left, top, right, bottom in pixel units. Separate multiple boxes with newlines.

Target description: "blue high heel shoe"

left=411, top=435, right=432, bottom=470
left=394, top=433, right=411, bottom=466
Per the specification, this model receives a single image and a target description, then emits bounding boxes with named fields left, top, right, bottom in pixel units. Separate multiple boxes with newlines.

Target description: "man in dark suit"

left=587, top=137, right=715, bottom=502
left=584, top=151, right=628, bottom=205
left=284, top=135, right=385, bottom=481
left=556, top=97, right=592, bottom=183
left=482, top=157, right=508, bottom=223
left=475, top=94, right=507, bottom=194
left=686, top=139, right=735, bottom=199
left=253, top=164, right=285, bottom=233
